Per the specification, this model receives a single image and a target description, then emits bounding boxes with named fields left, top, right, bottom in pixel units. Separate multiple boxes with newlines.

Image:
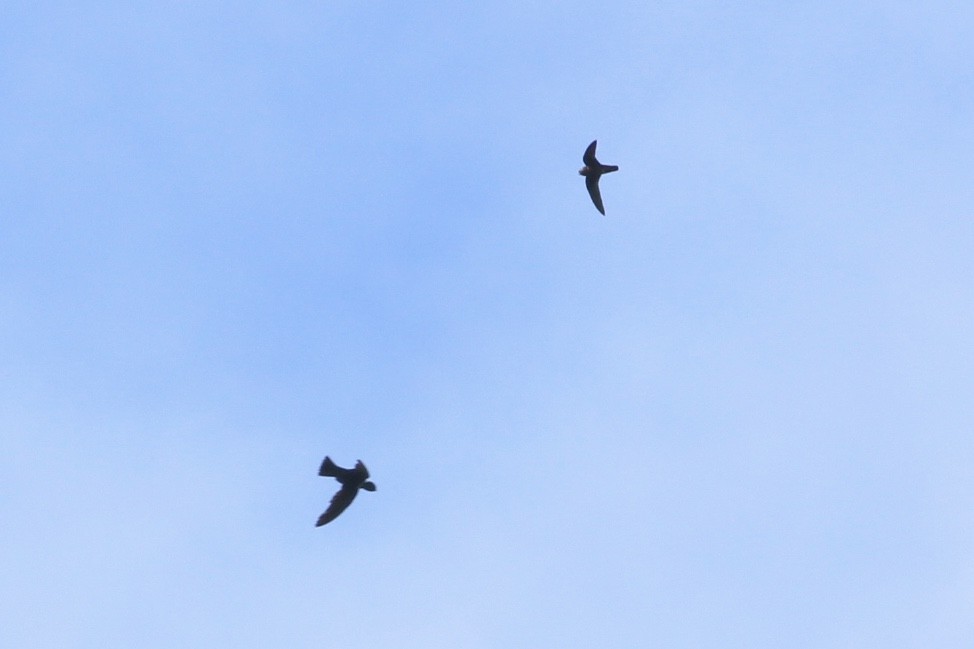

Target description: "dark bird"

left=579, top=140, right=619, bottom=215
left=316, top=456, right=376, bottom=527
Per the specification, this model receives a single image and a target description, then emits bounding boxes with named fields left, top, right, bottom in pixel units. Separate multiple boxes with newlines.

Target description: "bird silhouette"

left=579, top=140, right=619, bottom=215
left=316, top=456, right=376, bottom=526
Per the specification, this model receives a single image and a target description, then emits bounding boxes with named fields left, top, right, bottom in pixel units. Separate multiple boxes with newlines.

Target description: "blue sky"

left=3, top=2, right=974, bottom=647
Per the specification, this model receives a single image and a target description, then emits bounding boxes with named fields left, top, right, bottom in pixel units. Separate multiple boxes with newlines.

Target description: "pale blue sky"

left=3, top=3, right=974, bottom=647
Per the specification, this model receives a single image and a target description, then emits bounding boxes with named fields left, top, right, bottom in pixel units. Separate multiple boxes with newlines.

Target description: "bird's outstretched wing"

left=586, top=175, right=605, bottom=215
left=582, top=140, right=599, bottom=166
left=354, top=460, right=370, bottom=480
left=316, top=485, right=359, bottom=526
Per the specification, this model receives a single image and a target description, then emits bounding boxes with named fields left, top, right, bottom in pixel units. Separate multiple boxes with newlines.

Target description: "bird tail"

left=318, top=456, right=339, bottom=477
left=602, top=164, right=619, bottom=173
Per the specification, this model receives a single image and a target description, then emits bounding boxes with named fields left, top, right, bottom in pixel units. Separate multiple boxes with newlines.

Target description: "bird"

left=316, top=456, right=376, bottom=526
left=579, top=140, right=619, bottom=215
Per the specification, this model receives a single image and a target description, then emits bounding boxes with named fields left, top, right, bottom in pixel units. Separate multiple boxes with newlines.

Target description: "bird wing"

left=582, top=140, right=599, bottom=166
left=316, top=485, right=359, bottom=526
left=585, top=175, right=605, bottom=215
left=354, top=460, right=370, bottom=480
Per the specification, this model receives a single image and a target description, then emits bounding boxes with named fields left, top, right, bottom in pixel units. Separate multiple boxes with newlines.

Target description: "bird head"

left=579, top=167, right=588, bottom=176
left=362, top=481, right=377, bottom=492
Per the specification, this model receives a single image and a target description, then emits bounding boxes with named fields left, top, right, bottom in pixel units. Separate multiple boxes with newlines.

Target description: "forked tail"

left=318, top=456, right=339, bottom=477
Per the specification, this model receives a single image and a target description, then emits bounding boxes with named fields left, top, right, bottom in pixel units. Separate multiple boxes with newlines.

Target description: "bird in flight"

left=316, top=456, right=376, bottom=526
left=579, top=140, right=619, bottom=215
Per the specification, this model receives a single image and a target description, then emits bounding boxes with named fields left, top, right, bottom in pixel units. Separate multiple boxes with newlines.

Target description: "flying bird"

left=579, top=140, right=619, bottom=215
left=316, top=456, right=376, bottom=526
